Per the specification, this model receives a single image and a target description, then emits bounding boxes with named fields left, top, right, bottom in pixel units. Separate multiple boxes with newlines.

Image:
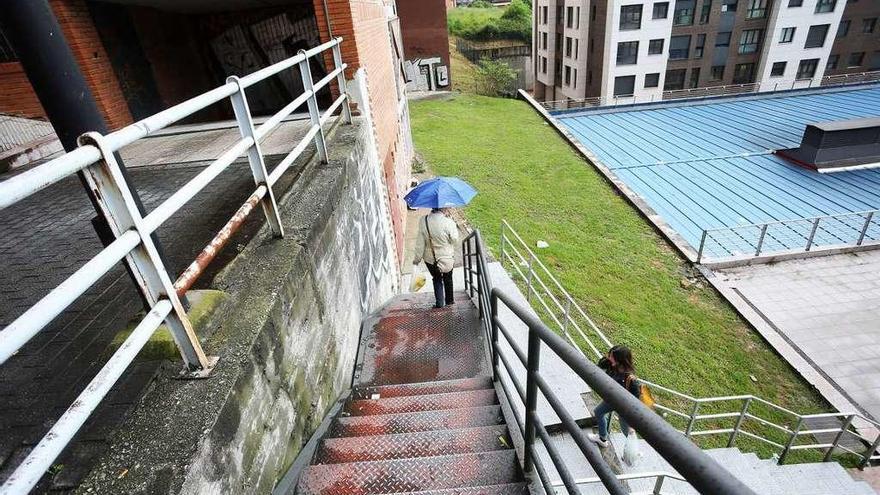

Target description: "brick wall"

left=315, top=0, right=412, bottom=263
left=397, top=0, right=452, bottom=80
left=49, top=0, right=132, bottom=130
left=0, top=63, right=45, bottom=119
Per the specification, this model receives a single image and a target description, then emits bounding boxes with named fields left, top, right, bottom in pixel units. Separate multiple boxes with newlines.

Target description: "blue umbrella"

left=404, top=176, right=477, bottom=208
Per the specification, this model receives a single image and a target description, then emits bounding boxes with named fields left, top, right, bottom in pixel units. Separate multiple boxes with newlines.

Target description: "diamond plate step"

left=345, top=389, right=497, bottom=416
left=351, top=376, right=494, bottom=400
left=328, top=405, right=506, bottom=438
left=315, top=425, right=512, bottom=464
left=374, top=482, right=530, bottom=495
left=295, top=450, right=523, bottom=495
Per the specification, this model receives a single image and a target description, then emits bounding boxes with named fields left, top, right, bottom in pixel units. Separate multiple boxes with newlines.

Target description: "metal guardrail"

left=540, top=70, right=880, bottom=111
left=462, top=230, right=757, bottom=495
left=0, top=38, right=351, bottom=494
left=495, top=220, right=880, bottom=470
left=696, top=209, right=880, bottom=264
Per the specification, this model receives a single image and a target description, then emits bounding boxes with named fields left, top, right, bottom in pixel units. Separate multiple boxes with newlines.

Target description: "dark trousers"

left=425, top=261, right=454, bottom=307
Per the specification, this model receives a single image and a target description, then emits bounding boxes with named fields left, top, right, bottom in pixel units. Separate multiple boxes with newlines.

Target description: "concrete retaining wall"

left=79, top=118, right=399, bottom=494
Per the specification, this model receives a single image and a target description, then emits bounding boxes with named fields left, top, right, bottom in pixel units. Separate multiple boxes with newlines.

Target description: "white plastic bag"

left=622, top=432, right=640, bottom=466
left=410, top=264, right=427, bottom=292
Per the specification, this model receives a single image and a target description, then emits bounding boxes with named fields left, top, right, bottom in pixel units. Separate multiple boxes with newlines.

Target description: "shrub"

left=468, top=0, right=495, bottom=7
left=448, top=0, right=531, bottom=43
left=474, top=59, right=517, bottom=97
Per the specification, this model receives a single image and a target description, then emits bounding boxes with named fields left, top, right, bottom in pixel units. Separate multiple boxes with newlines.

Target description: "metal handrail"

left=696, top=209, right=880, bottom=263
left=540, top=70, right=880, bottom=111
left=462, top=230, right=756, bottom=494
left=496, top=220, right=880, bottom=469
left=0, top=38, right=351, bottom=494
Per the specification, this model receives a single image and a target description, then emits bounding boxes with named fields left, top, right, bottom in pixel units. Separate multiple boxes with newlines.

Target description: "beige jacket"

left=413, top=212, right=459, bottom=266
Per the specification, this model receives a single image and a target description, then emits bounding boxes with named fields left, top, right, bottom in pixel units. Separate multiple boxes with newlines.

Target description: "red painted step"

left=351, top=376, right=494, bottom=400
left=375, top=483, right=530, bottom=495
left=346, top=389, right=497, bottom=416
left=315, top=425, right=511, bottom=464
left=328, top=405, right=505, bottom=438
left=296, top=450, right=522, bottom=495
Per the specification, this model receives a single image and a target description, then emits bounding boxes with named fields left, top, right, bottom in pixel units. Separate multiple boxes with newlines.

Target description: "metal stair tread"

left=351, top=376, right=495, bottom=400
left=295, top=450, right=523, bottom=494
left=314, top=424, right=512, bottom=464
left=328, top=405, right=506, bottom=438
left=345, top=389, right=498, bottom=416
left=373, top=482, right=530, bottom=495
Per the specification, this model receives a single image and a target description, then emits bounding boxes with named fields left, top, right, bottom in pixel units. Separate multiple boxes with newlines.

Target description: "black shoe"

left=433, top=304, right=444, bottom=309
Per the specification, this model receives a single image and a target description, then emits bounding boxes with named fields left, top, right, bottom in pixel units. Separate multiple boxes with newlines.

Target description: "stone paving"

left=0, top=120, right=314, bottom=492
left=708, top=251, right=880, bottom=426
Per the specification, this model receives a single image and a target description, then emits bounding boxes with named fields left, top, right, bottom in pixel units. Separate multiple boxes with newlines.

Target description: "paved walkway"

left=0, top=120, right=313, bottom=491
left=708, top=250, right=880, bottom=427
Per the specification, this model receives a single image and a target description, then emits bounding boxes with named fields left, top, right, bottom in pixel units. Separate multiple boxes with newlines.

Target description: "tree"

left=475, top=59, right=517, bottom=97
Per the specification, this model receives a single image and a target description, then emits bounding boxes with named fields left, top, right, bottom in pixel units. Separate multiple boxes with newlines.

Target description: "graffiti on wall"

left=403, top=57, right=450, bottom=92
left=207, top=12, right=325, bottom=114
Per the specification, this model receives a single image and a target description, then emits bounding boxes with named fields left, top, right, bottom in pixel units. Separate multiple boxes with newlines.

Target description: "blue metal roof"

left=553, top=85, right=880, bottom=255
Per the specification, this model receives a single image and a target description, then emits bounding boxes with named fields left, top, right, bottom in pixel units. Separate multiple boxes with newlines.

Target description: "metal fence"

left=0, top=37, right=351, bottom=493
left=540, top=70, right=880, bottom=112
left=496, top=220, right=880, bottom=470
left=462, top=230, right=756, bottom=495
left=696, top=209, right=880, bottom=264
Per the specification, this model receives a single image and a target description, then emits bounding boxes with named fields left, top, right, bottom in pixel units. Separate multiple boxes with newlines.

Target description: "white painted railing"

left=499, top=219, right=880, bottom=468
left=0, top=38, right=351, bottom=494
left=696, top=209, right=880, bottom=264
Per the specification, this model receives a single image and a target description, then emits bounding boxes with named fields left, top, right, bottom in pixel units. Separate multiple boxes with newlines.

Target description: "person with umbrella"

left=405, top=177, right=477, bottom=309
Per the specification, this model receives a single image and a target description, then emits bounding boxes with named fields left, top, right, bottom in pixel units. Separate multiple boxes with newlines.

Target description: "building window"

left=738, top=29, right=762, bottom=54
left=576, top=7, right=581, bottom=28
left=711, top=65, right=725, bottom=80
left=557, top=33, right=563, bottom=50
left=700, top=0, right=712, bottom=23
left=614, top=75, right=636, bottom=96
left=796, top=58, right=819, bottom=79
left=620, top=5, right=643, bottom=30
left=565, top=65, right=572, bottom=85
left=664, top=69, right=687, bottom=90
left=649, top=38, right=665, bottom=54
left=770, top=61, right=787, bottom=76
left=575, top=39, right=579, bottom=59
left=721, top=0, right=737, bottom=13
left=780, top=27, right=795, bottom=43
left=788, top=0, right=802, bottom=5
left=645, top=73, right=660, bottom=87
left=827, top=54, right=839, bottom=70
left=542, top=6, right=548, bottom=24
left=573, top=68, right=578, bottom=88
left=542, top=56, right=547, bottom=73
left=746, top=0, right=767, bottom=18
left=837, top=20, right=850, bottom=38
left=732, top=63, right=755, bottom=84
left=557, top=5, right=564, bottom=24
left=688, top=67, right=701, bottom=87
left=805, top=25, right=829, bottom=48
left=653, top=2, right=670, bottom=19
left=849, top=51, right=865, bottom=67
left=869, top=52, right=880, bottom=70
left=616, top=41, right=640, bottom=65
left=542, top=32, right=548, bottom=50
left=864, top=18, right=877, bottom=34
left=674, top=2, right=695, bottom=25
left=715, top=31, right=731, bottom=46
left=814, top=0, right=835, bottom=13
left=565, top=37, right=573, bottom=57
left=669, top=35, right=691, bottom=59
left=592, top=5, right=596, bottom=20
left=567, top=6, right=574, bottom=28
left=694, top=33, right=706, bottom=57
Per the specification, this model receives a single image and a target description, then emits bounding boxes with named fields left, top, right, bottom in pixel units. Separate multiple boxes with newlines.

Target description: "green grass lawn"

left=410, top=94, right=843, bottom=461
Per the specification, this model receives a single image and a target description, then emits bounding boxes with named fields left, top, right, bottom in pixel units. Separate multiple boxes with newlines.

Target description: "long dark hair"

left=609, top=345, right=634, bottom=374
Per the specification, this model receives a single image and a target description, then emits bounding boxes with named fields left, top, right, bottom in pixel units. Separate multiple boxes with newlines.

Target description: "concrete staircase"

left=544, top=432, right=877, bottom=494
left=294, top=292, right=529, bottom=494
